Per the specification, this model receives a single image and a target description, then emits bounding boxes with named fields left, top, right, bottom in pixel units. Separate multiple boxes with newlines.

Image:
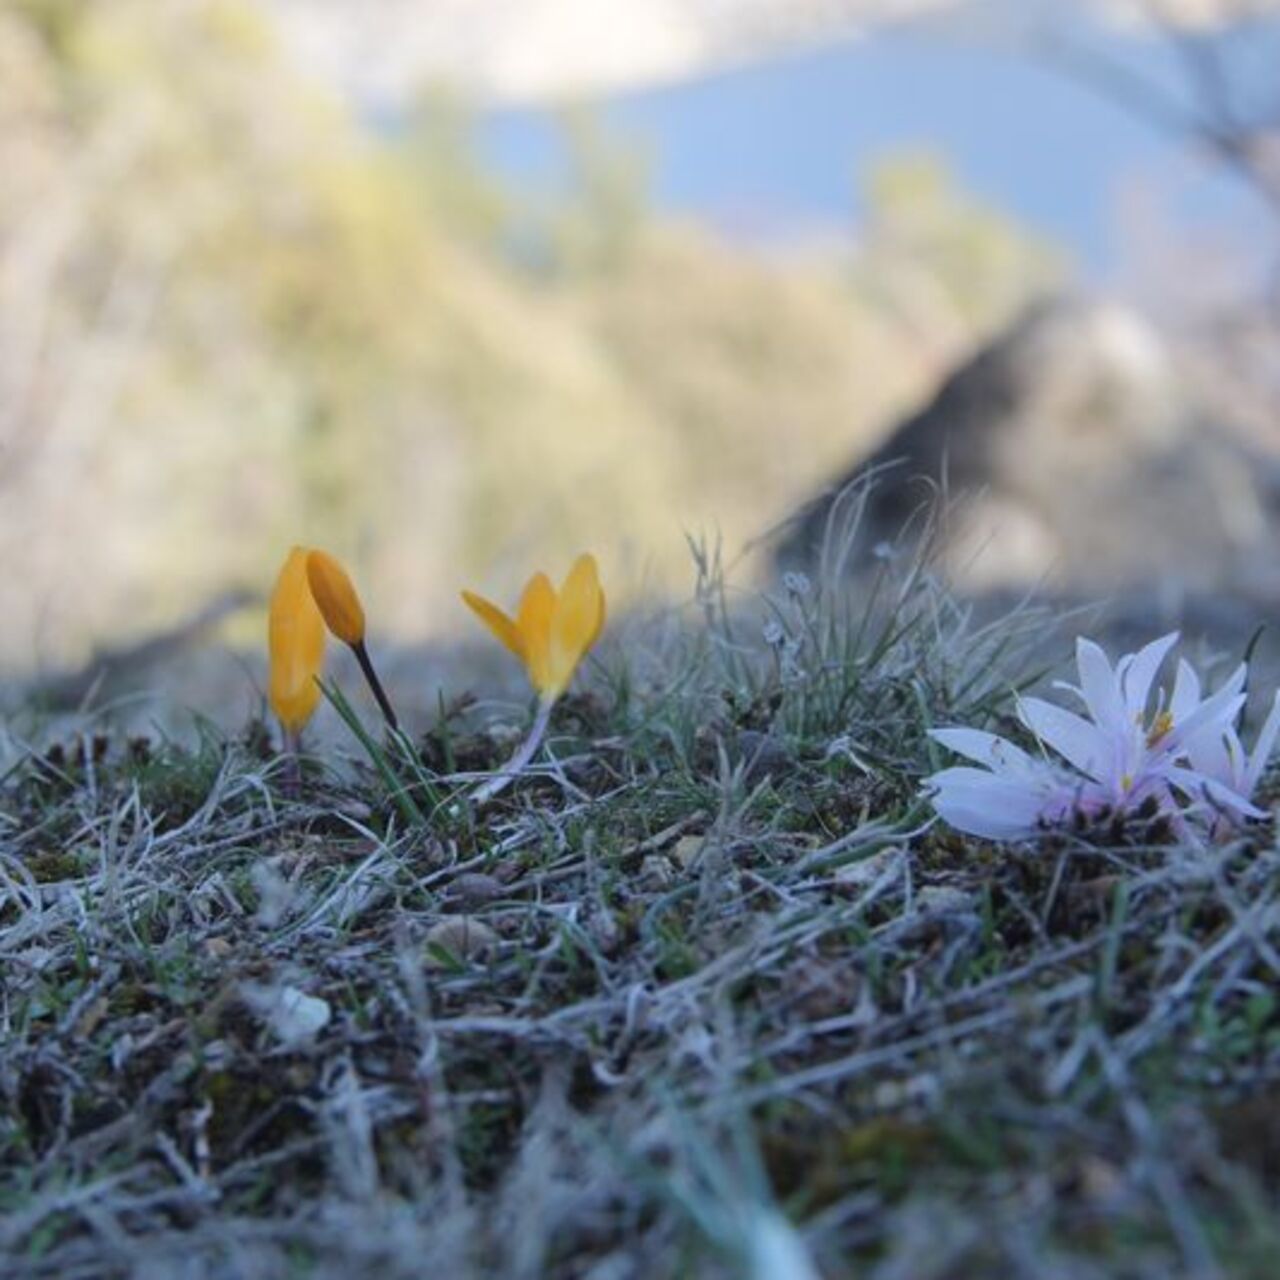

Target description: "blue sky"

left=474, top=14, right=1277, bottom=278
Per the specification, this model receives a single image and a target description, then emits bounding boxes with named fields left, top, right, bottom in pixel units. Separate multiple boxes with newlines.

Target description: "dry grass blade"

left=3, top=497, right=1279, bottom=1278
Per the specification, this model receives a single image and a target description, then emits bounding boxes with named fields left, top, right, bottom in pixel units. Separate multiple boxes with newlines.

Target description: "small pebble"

left=424, top=916, right=500, bottom=966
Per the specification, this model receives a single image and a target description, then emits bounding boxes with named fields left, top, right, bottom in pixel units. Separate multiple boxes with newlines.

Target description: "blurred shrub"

left=0, top=0, right=1062, bottom=669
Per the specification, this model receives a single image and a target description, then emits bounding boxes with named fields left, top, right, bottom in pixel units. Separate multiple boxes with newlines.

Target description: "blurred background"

left=2, top=0, right=1279, bottom=717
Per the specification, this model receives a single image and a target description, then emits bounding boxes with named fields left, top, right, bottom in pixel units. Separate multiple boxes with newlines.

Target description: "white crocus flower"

left=925, top=633, right=1268, bottom=842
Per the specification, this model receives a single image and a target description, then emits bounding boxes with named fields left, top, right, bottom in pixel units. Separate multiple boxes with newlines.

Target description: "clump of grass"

left=2, top=488, right=1279, bottom=1279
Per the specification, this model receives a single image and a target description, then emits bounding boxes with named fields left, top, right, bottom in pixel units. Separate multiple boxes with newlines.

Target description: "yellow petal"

left=516, top=572, right=556, bottom=696
left=589, top=585, right=606, bottom=651
left=306, top=549, right=366, bottom=646
left=461, top=590, right=526, bottom=661
left=269, top=546, right=326, bottom=734
left=548, top=554, right=604, bottom=698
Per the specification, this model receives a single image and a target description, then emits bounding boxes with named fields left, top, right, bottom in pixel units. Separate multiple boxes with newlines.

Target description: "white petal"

left=1018, top=697, right=1109, bottom=780
left=929, top=728, right=1036, bottom=775
left=1119, top=632, right=1179, bottom=719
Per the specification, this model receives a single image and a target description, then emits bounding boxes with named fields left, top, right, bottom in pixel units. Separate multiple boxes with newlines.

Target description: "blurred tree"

left=0, top=0, right=1068, bottom=672
left=852, top=155, right=1065, bottom=371
left=551, top=110, right=653, bottom=275
left=400, top=90, right=509, bottom=246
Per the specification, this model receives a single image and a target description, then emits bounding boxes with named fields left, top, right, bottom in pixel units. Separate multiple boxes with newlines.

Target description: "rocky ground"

left=3, top=528, right=1280, bottom=1279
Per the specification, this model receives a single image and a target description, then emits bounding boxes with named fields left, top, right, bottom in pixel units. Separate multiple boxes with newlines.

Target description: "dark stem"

left=352, top=639, right=400, bottom=731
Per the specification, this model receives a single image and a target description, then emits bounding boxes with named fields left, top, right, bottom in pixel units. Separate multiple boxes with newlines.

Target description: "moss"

left=23, top=849, right=87, bottom=882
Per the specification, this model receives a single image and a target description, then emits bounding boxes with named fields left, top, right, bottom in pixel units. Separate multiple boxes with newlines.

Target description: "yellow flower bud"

left=305, top=549, right=366, bottom=647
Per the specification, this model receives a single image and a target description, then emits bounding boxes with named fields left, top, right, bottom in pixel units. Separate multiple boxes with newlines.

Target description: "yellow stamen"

left=1146, top=710, right=1173, bottom=746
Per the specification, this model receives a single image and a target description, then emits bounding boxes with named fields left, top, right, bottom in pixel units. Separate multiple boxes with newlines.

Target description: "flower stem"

left=284, top=727, right=302, bottom=799
left=472, top=699, right=554, bottom=804
left=351, top=639, right=399, bottom=731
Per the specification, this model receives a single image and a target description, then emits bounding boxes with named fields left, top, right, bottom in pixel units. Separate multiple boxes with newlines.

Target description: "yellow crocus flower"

left=463, top=553, right=605, bottom=703
left=268, top=546, right=326, bottom=736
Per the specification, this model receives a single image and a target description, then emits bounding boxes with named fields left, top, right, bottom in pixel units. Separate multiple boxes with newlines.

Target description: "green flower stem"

left=317, top=675, right=426, bottom=828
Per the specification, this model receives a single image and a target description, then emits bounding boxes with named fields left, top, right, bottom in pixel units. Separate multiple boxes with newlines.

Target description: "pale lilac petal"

left=1165, top=687, right=1246, bottom=755
left=1119, top=632, right=1179, bottom=719
left=1165, top=766, right=1267, bottom=820
left=1220, top=663, right=1248, bottom=701
left=1223, top=730, right=1247, bottom=788
left=1017, top=697, right=1109, bottom=780
left=1244, top=690, right=1280, bottom=795
left=1169, top=659, right=1201, bottom=721
left=1184, top=728, right=1235, bottom=788
left=1171, top=664, right=1250, bottom=795
left=929, top=728, right=1037, bottom=775
left=925, top=767, right=1052, bottom=840
left=1075, top=638, right=1125, bottom=727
